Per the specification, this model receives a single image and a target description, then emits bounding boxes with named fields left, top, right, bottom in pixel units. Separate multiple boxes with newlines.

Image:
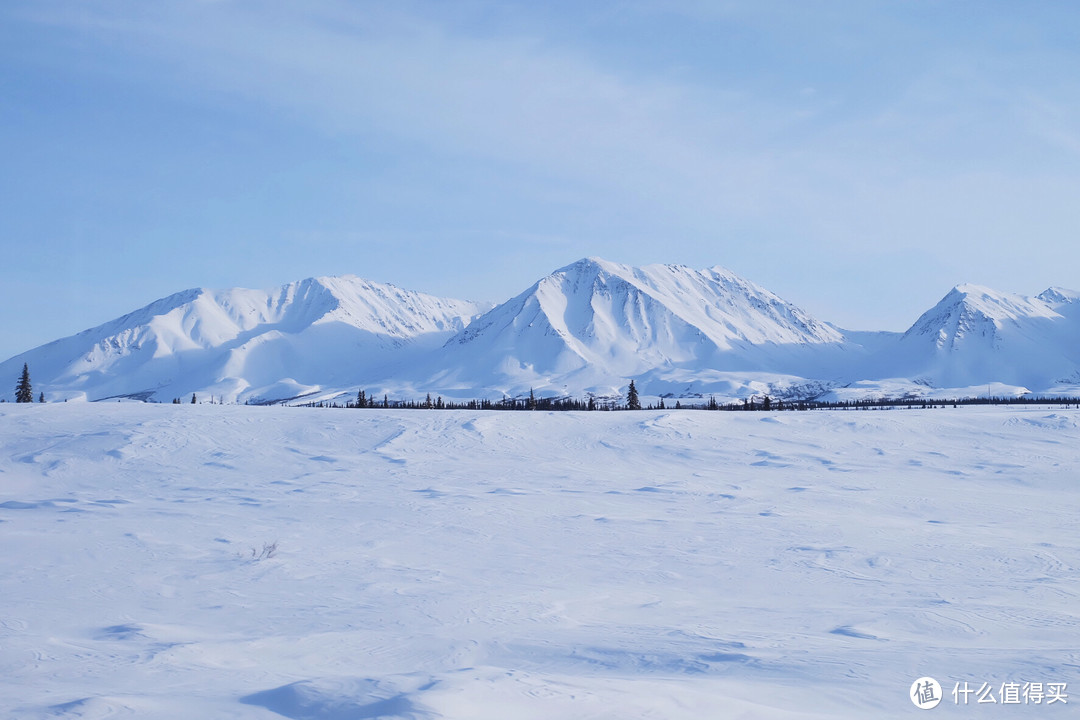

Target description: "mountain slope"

left=0, top=276, right=487, bottom=403
left=877, top=284, right=1080, bottom=389
left=434, top=257, right=855, bottom=395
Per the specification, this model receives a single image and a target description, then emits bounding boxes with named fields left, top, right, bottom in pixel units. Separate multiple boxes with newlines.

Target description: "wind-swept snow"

left=2, top=403, right=1078, bottom=718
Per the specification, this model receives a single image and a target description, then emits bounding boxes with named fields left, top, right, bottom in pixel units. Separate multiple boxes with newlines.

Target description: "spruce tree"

left=38, top=392, right=45, bottom=403
left=15, top=363, right=33, bottom=403
left=626, top=380, right=641, bottom=410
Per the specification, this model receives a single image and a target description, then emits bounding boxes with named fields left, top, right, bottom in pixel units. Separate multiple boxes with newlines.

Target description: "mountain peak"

left=925, top=283, right=1059, bottom=324
left=1038, top=286, right=1080, bottom=306
left=1, top=275, right=486, bottom=402
left=894, top=282, right=1076, bottom=388
left=444, top=258, right=845, bottom=392
left=557, top=256, right=626, bottom=276
left=948, top=282, right=1000, bottom=297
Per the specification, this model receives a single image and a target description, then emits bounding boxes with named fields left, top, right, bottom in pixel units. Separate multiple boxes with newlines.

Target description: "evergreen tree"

left=528, top=388, right=536, bottom=410
left=191, top=393, right=197, bottom=404
left=38, top=391, right=45, bottom=403
left=626, top=380, right=641, bottom=410
left=15, top=363, right=33, bottom=403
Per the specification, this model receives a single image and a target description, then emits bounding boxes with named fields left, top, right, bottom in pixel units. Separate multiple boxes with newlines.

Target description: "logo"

left=911, top=677, right=942, bottom=709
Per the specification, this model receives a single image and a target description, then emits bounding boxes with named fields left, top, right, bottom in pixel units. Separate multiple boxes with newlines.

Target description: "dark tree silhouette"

left=626, top=380, right=641, bottom=410
left=15, top=364, right=33, bottom=403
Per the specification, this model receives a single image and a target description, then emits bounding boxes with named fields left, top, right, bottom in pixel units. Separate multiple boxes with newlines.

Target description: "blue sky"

left=3, top=0, right=1080, bottom=361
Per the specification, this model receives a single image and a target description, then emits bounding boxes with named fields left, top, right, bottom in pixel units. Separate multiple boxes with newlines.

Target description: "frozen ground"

left=1, top=403, right=1078, bottom=718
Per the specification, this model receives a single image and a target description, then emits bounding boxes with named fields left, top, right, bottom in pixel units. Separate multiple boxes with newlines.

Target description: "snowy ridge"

left=0, top=276, right=487, bottom=403
left=3, top=259, right=1079, bottom=402
left=439, top=258, right=852, bottom=396
left=881, top=283, right=1080, bottom=390
left=1038, top=286, right=1080, bottom=307
left=903, top=283, right=1060, bottom=349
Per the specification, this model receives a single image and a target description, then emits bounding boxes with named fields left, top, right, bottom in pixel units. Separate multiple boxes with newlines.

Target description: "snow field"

left=1, top=404, right=1078, bottom=718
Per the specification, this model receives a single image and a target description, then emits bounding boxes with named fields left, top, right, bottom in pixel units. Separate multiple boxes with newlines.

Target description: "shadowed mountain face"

left=3, top=259, right=1079, bottom=402
left=882, top=284, right=1080, bottom=389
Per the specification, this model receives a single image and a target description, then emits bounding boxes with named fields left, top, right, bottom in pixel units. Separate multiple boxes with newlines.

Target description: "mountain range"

left=3, top=258, right=1078, bottom=403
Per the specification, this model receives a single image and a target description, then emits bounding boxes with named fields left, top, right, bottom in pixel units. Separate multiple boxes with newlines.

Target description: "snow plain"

left=2, top=403, right=1078, bottom=718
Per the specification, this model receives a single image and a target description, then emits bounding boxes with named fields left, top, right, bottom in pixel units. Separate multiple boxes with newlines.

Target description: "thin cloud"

left=4, top=0, right=1080, bottom=339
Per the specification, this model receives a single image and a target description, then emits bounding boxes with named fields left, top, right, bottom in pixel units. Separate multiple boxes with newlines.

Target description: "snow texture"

left=2, top=403, right=1079, bottom=718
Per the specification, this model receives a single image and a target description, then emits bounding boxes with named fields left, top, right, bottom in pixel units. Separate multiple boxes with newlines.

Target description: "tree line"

left=299, top=380, right=1080, bottom=412
left=10, top=364, right=1080, bottom=410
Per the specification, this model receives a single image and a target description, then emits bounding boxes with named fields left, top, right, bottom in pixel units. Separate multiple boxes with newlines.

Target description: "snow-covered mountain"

left=0, top=276, right=488, bottom=403
left=431, top=257, right=858, bottom=397
left=3, top=259, right=1079, bottom=403
left=872, top=283, right=1080, bottom=391
left=1038, top=286, right=1080, bottom=308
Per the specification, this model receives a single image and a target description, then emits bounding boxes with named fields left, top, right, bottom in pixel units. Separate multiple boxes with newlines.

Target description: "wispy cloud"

left=10, top=1, right=807, bottom=217
left=5, top=0, right=1080, bottom=337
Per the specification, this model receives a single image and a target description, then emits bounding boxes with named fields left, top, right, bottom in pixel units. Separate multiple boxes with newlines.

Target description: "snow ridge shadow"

left=239, top=677, right=436, bottom=720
